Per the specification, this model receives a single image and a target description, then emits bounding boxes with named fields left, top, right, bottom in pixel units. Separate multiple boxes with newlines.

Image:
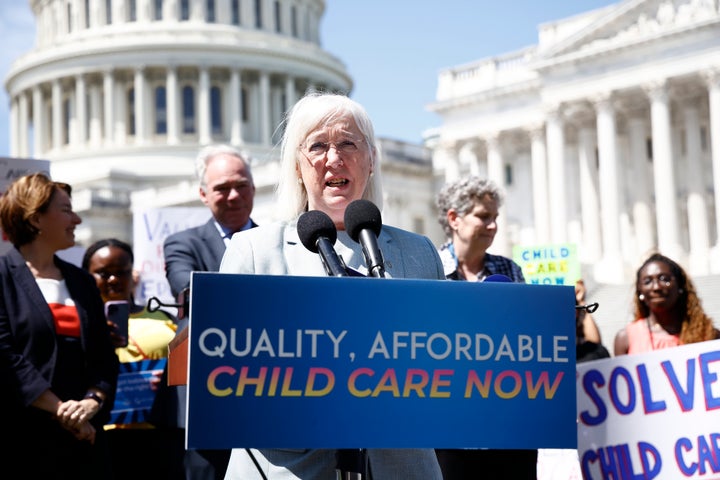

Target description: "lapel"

left=377, top=227, right=402, bottom=278
left=200, top=219, right=228, bottom=265
left=7, top=248, right=55, bottom=330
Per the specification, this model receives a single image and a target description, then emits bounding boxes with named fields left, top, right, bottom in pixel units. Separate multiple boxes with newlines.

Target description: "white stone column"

left=285, top=75, right=296, bottom=113
left=199, top=66, right=211, bottom=145
left=9, top=97, right=18, bottom=156
left=684, top=102, right=710, bottom=275
left=52, top=80, right=63, bottom=150
left=578, top=126, right=602, bottom=263
left=18, top=93, right=29, bottom=158
left=137, top=0, right=151, bottom=22
left=75, top=74, right=87, bottom=145
left=627, top=115, right=655, bottom=258
left=88, top=84, right=102, bottom=146
left=705, top=69, right=720, bottom=272
left=594, top=93, right=624, bottom=283
left=229, top=68, right=242, bottom=145
left=165, top=0, right=178, bottom=21
left=462, top=141, right=482, bottom=177
left=134, top=67, right=146, bottom=144
left=530, top=126, right=550, bottom=244
left=167, top=66, right=179, bottom=145
left=440, top=141, right=460, bottom=182
left=191, top=0, right=204, bottom=21
left=486, top=133, right=508, bottom=256
left=114, top=79, right=127, bottom=142
left=646, top=80, right=683, bottom=263
left=545, top=107, right=567, bottom=243
left=259, top=71, right=271, bottom=146
left=103, top=70, right=115, bottom=144
left=32, top=86, right=45, bottom=156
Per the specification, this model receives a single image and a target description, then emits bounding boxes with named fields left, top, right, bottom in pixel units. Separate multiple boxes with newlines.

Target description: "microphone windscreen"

left=297, top=210, right=338, bottom=253
left=484, top=274, right=513, bottom=283
left=344, top=199, right=382, bottom=242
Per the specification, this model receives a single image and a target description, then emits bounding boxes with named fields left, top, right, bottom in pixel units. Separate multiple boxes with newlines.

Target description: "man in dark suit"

left=158, top=144, right=257, bottom=480
left=164, top=144, right=258, bottom=300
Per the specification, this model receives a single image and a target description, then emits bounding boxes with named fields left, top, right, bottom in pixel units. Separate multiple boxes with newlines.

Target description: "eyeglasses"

left=300, top=139, right=362, bottom=162
left=92, top=269, right=132, bottom=280
left=640, top=274, right=674, bottom=287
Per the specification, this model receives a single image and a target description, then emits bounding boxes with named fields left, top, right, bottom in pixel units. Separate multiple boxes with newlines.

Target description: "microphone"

left=297, top=210, right=348, bottom=277
left=484, top=274, right=513, bottom=283
left=344, top=199, right=386, bottom=278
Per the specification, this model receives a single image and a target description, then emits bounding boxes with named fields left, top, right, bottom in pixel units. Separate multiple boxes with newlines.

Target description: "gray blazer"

left=220, top=221, right=444, bottom=480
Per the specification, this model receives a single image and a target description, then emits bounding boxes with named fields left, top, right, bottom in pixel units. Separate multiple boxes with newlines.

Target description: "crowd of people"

left=1, top=91, right=718, bottom=479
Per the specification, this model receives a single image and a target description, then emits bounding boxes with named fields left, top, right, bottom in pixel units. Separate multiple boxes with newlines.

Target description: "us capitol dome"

left=5, top=0, right=439, bottom=246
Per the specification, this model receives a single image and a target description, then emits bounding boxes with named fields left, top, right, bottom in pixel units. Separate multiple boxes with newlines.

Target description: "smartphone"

left=105, top=300, right=130, bottom=347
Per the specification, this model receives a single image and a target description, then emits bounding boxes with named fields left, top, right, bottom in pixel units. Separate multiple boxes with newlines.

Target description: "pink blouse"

left=626, top=319, right=680, bottom=354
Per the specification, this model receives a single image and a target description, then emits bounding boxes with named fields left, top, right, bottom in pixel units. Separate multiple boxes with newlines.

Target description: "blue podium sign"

left=186, top=272, right=576, bottom=450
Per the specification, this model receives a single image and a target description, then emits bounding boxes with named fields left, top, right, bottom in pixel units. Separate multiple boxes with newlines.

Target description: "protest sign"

left=132, top=207, right=210, bottom=306
left=513, top=243, right=580, bottom=286
left=577, top=339, right=720, bottom=479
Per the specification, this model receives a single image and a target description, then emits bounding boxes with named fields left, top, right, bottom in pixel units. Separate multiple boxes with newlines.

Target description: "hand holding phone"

left=105, top=300, right=130, bottom=348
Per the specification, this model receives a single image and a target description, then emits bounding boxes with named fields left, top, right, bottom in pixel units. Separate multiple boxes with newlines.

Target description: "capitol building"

left=5, top=0, right=720, bottom=335
left=4, top=0, right=439, bottom=251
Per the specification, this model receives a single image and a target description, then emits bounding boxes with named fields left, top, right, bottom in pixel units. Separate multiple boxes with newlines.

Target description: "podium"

left=179, top=271, right=577, bottom=450
left=167, top=326, right=188, bottom=386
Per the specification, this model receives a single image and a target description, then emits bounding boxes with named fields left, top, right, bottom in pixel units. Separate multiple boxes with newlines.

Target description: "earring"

left=639, top=294, right=645, bottom=301
left=678, top=289, right=684, bottom=294
left=297, top=177, right=303, bottom=184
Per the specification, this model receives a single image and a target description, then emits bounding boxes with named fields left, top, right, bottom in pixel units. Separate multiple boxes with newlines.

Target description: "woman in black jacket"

left=0, top=172, right=118, bottom=479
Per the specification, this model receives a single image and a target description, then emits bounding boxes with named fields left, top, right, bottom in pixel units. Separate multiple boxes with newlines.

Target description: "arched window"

left=206, top=0, right=216, bottom=22
left=254, top=0, right=262, bottom=28
left=210, top=86, right=222, bottom=135
left=63, top=98, right=70, bottom=144
left=154, top=0, right=164, bottom=20
left=182, top=86, right=195, bottom=134
left=127, top=88, right=135, bottom=135
left=67, top=2, right=73, bottom=33
left=155, top=86, right=167, bottom=134
left=290, top=6, right=297, bottom=37
left=231, top=0, right=240, bottom=25
left=180, top=0, right=190, bottom=21
left=274, top=1, right=281, bottom=33
left=241, top=86, right=248, bottom=122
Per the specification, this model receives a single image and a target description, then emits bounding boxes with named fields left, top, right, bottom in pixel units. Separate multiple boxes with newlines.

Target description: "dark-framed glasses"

left=640, top=274, right=674, bottom=287
left=300, top=139, right=362, bottom=161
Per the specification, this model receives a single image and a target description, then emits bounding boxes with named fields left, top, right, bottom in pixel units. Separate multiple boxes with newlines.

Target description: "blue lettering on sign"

left=579, top=351, right=720, bottom=426
left=521, top=246, right=570, bottom=262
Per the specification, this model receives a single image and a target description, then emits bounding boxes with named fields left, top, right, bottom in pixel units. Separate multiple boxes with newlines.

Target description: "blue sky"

left=0, top=1, right=618, bottom=155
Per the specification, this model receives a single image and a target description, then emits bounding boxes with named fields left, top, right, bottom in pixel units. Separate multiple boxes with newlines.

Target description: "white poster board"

left=576, top=339, right=720, bottom=479
left=132, top=207, right=210, bottom=309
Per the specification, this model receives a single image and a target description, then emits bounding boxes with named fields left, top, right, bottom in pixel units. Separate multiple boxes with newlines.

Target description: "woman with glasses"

left=0, top=173, right=118, bottom=478
left=614, top=252, right=719, bottom=355
left=220, top=92, right=444, bottom=479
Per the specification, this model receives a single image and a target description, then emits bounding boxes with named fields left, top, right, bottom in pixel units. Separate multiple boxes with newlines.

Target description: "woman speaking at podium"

left=219, top=92, right=444, bottom=479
